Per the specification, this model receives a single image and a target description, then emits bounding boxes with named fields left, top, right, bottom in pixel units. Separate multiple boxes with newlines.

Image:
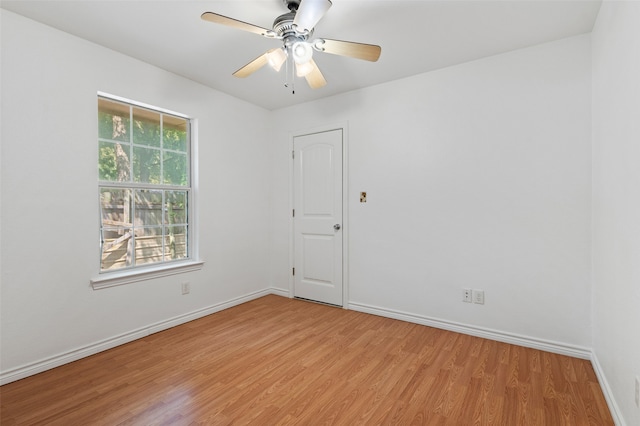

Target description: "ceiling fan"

left=201, top=0, right=381, bottom=91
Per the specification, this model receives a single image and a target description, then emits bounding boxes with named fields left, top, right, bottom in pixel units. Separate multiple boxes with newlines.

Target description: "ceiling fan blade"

left=304, top=59, right=327, bottom=89
left=316, top=38, right=381, bottom=62
left=233, top=49, right=277, bottom=78
left=201, top=12, right=272, bottom=37
left=293, top=0, right=332, bottom=33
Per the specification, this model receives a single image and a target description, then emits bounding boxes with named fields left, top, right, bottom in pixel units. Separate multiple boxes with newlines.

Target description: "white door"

left=293, top=129, right=343, bottom=306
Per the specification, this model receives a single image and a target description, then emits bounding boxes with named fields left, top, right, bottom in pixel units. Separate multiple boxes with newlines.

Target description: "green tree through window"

left=98, top=96, right=191, bottom=272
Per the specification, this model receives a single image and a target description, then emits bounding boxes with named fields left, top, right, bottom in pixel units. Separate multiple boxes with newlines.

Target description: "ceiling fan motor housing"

left=273, top=11, right=297, bottom=37
left=283, top=0, right=301, bottom=11
left=273, top=9, right=313, bottom=48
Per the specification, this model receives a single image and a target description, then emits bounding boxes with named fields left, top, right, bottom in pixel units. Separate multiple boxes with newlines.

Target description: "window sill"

left=90, top=260, right=204, bottom=290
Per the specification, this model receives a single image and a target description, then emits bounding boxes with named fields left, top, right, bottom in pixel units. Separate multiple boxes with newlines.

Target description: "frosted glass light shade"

left=295, top=61, right=314, bottom=77
left=267, top=48, right=287, bottom=72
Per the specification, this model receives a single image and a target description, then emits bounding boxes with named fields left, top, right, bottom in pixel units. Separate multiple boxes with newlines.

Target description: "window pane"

left=165, top=225, right=187, bottom=261
left=98, top=98, right=130, bottom=142
left=99, top=141, right=130, bottom=182
left=98, top=141, right=117, bottom=181
left=100, top=188, right=133, bottom=271
left=165, top=191, right=187, bottom=225
left=101, top=237, right=132, bottom=271
left=163, top=115, right=188, bottom=152
left=133, top=146, right=161, bottom=184
left=133, top=107, right=161, bottom=147
left=101, top=188, right=132, bottom=226
left=135, top=190, right=163, bottom=227
left=135, top=227, right=164, bottom=266
left=163, top=151, right=187, bottom=186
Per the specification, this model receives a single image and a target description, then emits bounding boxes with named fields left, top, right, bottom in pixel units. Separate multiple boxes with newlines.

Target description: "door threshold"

left=294, top=297, right=343, bottom=309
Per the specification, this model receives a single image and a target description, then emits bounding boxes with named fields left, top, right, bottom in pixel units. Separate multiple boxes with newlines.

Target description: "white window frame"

left=91, top=92, right=202, bottom=290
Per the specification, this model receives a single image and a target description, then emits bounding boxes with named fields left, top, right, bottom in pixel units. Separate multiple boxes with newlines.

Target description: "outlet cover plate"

left=473, top=290, right=485, bottom=304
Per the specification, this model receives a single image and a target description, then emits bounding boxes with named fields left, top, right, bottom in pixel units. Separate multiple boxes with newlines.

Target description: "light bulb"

left=292, top=41, right=313, bottom=65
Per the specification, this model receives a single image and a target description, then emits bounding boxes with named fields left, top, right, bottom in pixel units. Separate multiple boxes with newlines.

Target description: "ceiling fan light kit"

left=293, top=42, right=313, bottom=63
left=201, top=0, right=381, bottom=93
left=267, top=48, right=288, bottom=72
left=295, top=60, right=314, bottom=77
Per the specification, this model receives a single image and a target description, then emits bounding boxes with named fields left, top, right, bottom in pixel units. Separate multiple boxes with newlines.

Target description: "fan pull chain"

left=284, top=46, right=295, bottom=95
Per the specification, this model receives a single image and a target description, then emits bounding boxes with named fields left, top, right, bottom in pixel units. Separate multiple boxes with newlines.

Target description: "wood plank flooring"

left=1, top=295, right=613, bottom=425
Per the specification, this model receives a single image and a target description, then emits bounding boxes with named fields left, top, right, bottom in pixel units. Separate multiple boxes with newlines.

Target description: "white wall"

left=2, top=5, right=637, bottom=423
left=0, top=10, right=271, bottom=377
left=270, top=35, right=593, bottom=351
left=592, top=1, right=640, bottom=425
left=5, top=7, right=636, bottom=423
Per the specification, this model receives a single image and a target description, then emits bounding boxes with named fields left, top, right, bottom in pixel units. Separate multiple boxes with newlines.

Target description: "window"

left=97, top=96, right=192, bottom=273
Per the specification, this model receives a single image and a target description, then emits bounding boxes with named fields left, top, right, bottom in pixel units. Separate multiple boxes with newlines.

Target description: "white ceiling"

left=1, top=0, right=602, bottom=110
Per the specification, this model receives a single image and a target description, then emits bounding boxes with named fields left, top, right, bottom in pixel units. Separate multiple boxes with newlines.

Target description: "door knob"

left=334, top=224, right=341, bottom=231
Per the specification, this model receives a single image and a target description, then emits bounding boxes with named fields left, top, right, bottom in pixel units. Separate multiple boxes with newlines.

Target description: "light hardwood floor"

left=1, top=295, right=613, bottom=425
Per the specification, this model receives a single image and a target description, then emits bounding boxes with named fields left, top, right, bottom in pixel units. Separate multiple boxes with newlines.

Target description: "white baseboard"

left=268, top=286, right=291, bottom=298
left=348, top=301, right=592, bottom=359
left=591, top=352, right=626, bottom=426
left=0, top=289, right=273, bottom=385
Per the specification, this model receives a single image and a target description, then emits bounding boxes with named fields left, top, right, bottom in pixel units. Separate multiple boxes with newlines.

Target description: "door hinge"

left=292, top=267, right=295, bottom=276
left=292, top=150, right=294, bottom=159
left=292, top=209, right=295, bottom=217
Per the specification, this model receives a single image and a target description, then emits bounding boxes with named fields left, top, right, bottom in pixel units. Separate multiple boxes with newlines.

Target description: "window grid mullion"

left=162, top=190, right=166, bottom=262
left=129, top=105, right=134, bottom=184
left=160, top=114, right=164, bottom=186
left=98, top=182, right=187, bottom=191
left=127, top=106, right=135, bottom=268
left=130, top=189, right=136, bottom=268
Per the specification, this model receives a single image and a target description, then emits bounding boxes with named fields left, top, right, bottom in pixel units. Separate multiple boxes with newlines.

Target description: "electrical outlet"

left=463, top=288, right=472, bottom=303
left=473, top=290, right=485, bottom=305
left=181, top=282, right=190, bottom=295
left=635, top=376, right=639, bottom=408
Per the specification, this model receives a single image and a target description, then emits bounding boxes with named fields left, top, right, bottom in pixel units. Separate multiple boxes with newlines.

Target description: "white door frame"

left=289, top=122, right=349, bottom=307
